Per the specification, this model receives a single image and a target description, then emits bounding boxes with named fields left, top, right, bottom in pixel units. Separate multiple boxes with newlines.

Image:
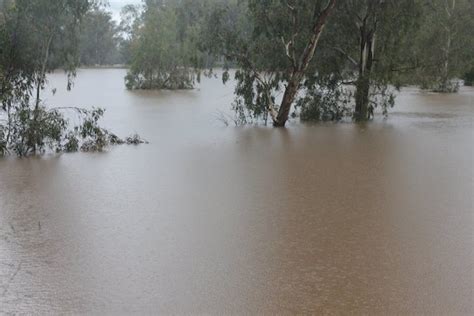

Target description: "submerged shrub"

left=125, top=133, right=148, bottom=145
left=295, top=77, right=397, bottom=122
left=297, top=89, right=352, bottom=122
left=369, top=84, right=396, bottom=117
left=125, top=68, right=197, bottom=90
left=432, top=80, right=460, bottom=93
left=108, top=133, right=125, bottom=145
left=8, top=106, right=68, bottom=156
left=297, top=78, right=353, bottom=122
left=0, top=106, right=147, bottom=157
left=64, top=132, right=79, bottom=153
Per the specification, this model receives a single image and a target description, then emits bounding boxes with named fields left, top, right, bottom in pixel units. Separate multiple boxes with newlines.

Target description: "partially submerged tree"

left=205, top=0, right=337, bottom=127
left=125, top=0, right=211, bottom=90
left=412, top=0, right=474, bottom=92
left=315, top=0, right=420, bottom=121
left=118, top=4, right=142, bottom=65
left=0, top=0, right=146, bottom=157
left=79, top=4, right=123, bottom=66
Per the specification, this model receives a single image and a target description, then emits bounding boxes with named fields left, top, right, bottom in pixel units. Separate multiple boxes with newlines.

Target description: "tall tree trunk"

left=439, top=0, right=455, bottom=92
left=272, top=0, right=337, bottom=127
left=440, top=26, right=452, bottom=92
left=274, top=72, right=302, bottom=127
left=355, top=74, right=370, bottom=120
left=354, top=26, right=375, bottom=121
left=35, top=35, right=53, bottom=112
left=30, top=34, right=53, bottom=153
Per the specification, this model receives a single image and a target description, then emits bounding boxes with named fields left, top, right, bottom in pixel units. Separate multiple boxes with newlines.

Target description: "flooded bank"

left=1, top=69, right=473, bottom=314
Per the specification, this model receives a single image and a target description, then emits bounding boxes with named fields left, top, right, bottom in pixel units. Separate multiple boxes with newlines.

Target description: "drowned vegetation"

left=0, top=0, right=146, bottom=157
left=124, top=0, right=474, bottom=126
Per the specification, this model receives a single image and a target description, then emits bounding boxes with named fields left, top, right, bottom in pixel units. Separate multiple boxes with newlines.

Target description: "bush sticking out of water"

left=108, top=133, right=125, bottom=145
left=125, top=134, right=149, bottom=145
left=432, top=80, right=460, bottom=93
left=0, top=107, right=147, bottom=157
left=369, top=84, right=396, bottom=117
left=125, top=69, right=197, bottom=90
left=296, top=79, right=353, bottom=122
left=294, top=78, right=397, bottom=122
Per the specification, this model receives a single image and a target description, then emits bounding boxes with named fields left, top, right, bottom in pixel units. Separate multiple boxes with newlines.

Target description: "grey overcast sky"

left=108, top=0, right=142, bottom=21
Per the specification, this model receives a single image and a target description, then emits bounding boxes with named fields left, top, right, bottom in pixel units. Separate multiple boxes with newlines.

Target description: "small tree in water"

left=297, top=0, right=420, bottom=122
left=124, top=0, right=210, bottom=90
left=204, top=0, right=338, bottom=127
left=0, top=0, right=146, bottom=157
left=204, top=0, right=423, bottom=124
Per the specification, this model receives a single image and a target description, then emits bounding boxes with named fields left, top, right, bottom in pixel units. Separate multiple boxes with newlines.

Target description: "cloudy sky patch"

left=108, top=0, right=142, bottom=21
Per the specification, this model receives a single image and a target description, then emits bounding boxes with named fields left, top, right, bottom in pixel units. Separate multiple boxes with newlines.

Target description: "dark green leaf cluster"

left=463, top=68, right=474, bottom=86
left=0, top=105, right=148, bottom=156
left=296, top=76, right=352, bottom=122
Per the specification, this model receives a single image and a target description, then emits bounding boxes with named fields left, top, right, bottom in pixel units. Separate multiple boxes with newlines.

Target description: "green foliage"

left=369, top=84, right=396, bottom=118
left=313, top=0, right=420, bottom=121
left=228, top=69, right=277, bottom=124
left=0, top=0, right=146, bottom=157
left=79, top=6, right=123, bottom=65
left=118, top=4, right=141, bottom=65
left=1, top=105, right=147, bottom=156
left=125, top=133, right=148, bottom=145
left=0, top=0, right=90, bottom=99
left=6, top=106, right=105, bottom=156
left=464, top=68, right=474, bottom=86
left=204, top=0, right=471, bottom=123
left=204, top=0, right=339, bottom=125
left=0, top=0, right=88, bottom=156
left=9, top=106, right=67, bottom=156
left=125, top=0, right=214, bottom=90
left=3, top=0, right=473, bottom=138
left=297, top=77, right=352, bottom=122
left=410, top=0, right=474, bottom=92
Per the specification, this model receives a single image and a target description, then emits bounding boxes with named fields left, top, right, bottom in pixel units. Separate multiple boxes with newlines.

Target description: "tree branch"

left=331, top=47, right=359, bottom=66
left=297, top=0, right=337, bottom=72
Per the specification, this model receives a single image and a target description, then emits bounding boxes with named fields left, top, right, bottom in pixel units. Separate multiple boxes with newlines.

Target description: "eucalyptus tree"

left=125, top=0, right=212, bottom=90
left=79, top=5, right=122, bottom=66
left=0, top=0, right=90, bottom=155
left=118, top=4, right=142, bottom=65
left=205, top=0, right=337, bottom=127
left=464, top=68, right=474, bottom=86
left=412, top=0, right=474, bottom=92
left=126, top=1, right=187, bottom=89
left=316, top=0, right=420, bottom=121
left=0, top=0, right=144, bottom=156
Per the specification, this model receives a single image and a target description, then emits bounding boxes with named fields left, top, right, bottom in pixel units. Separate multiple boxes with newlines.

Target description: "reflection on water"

left=1, top=69, right=473, bottom=314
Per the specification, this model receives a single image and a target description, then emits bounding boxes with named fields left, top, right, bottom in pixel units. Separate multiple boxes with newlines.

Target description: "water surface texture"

left=1, top=69, right=473, bottom=314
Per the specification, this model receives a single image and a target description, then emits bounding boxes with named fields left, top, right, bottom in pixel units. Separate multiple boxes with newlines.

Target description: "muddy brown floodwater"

left=0, top=69, right=473, bottom=314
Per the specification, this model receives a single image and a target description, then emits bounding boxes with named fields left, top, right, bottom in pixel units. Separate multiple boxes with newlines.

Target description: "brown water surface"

left=1, top=69, right=473, bottom=314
